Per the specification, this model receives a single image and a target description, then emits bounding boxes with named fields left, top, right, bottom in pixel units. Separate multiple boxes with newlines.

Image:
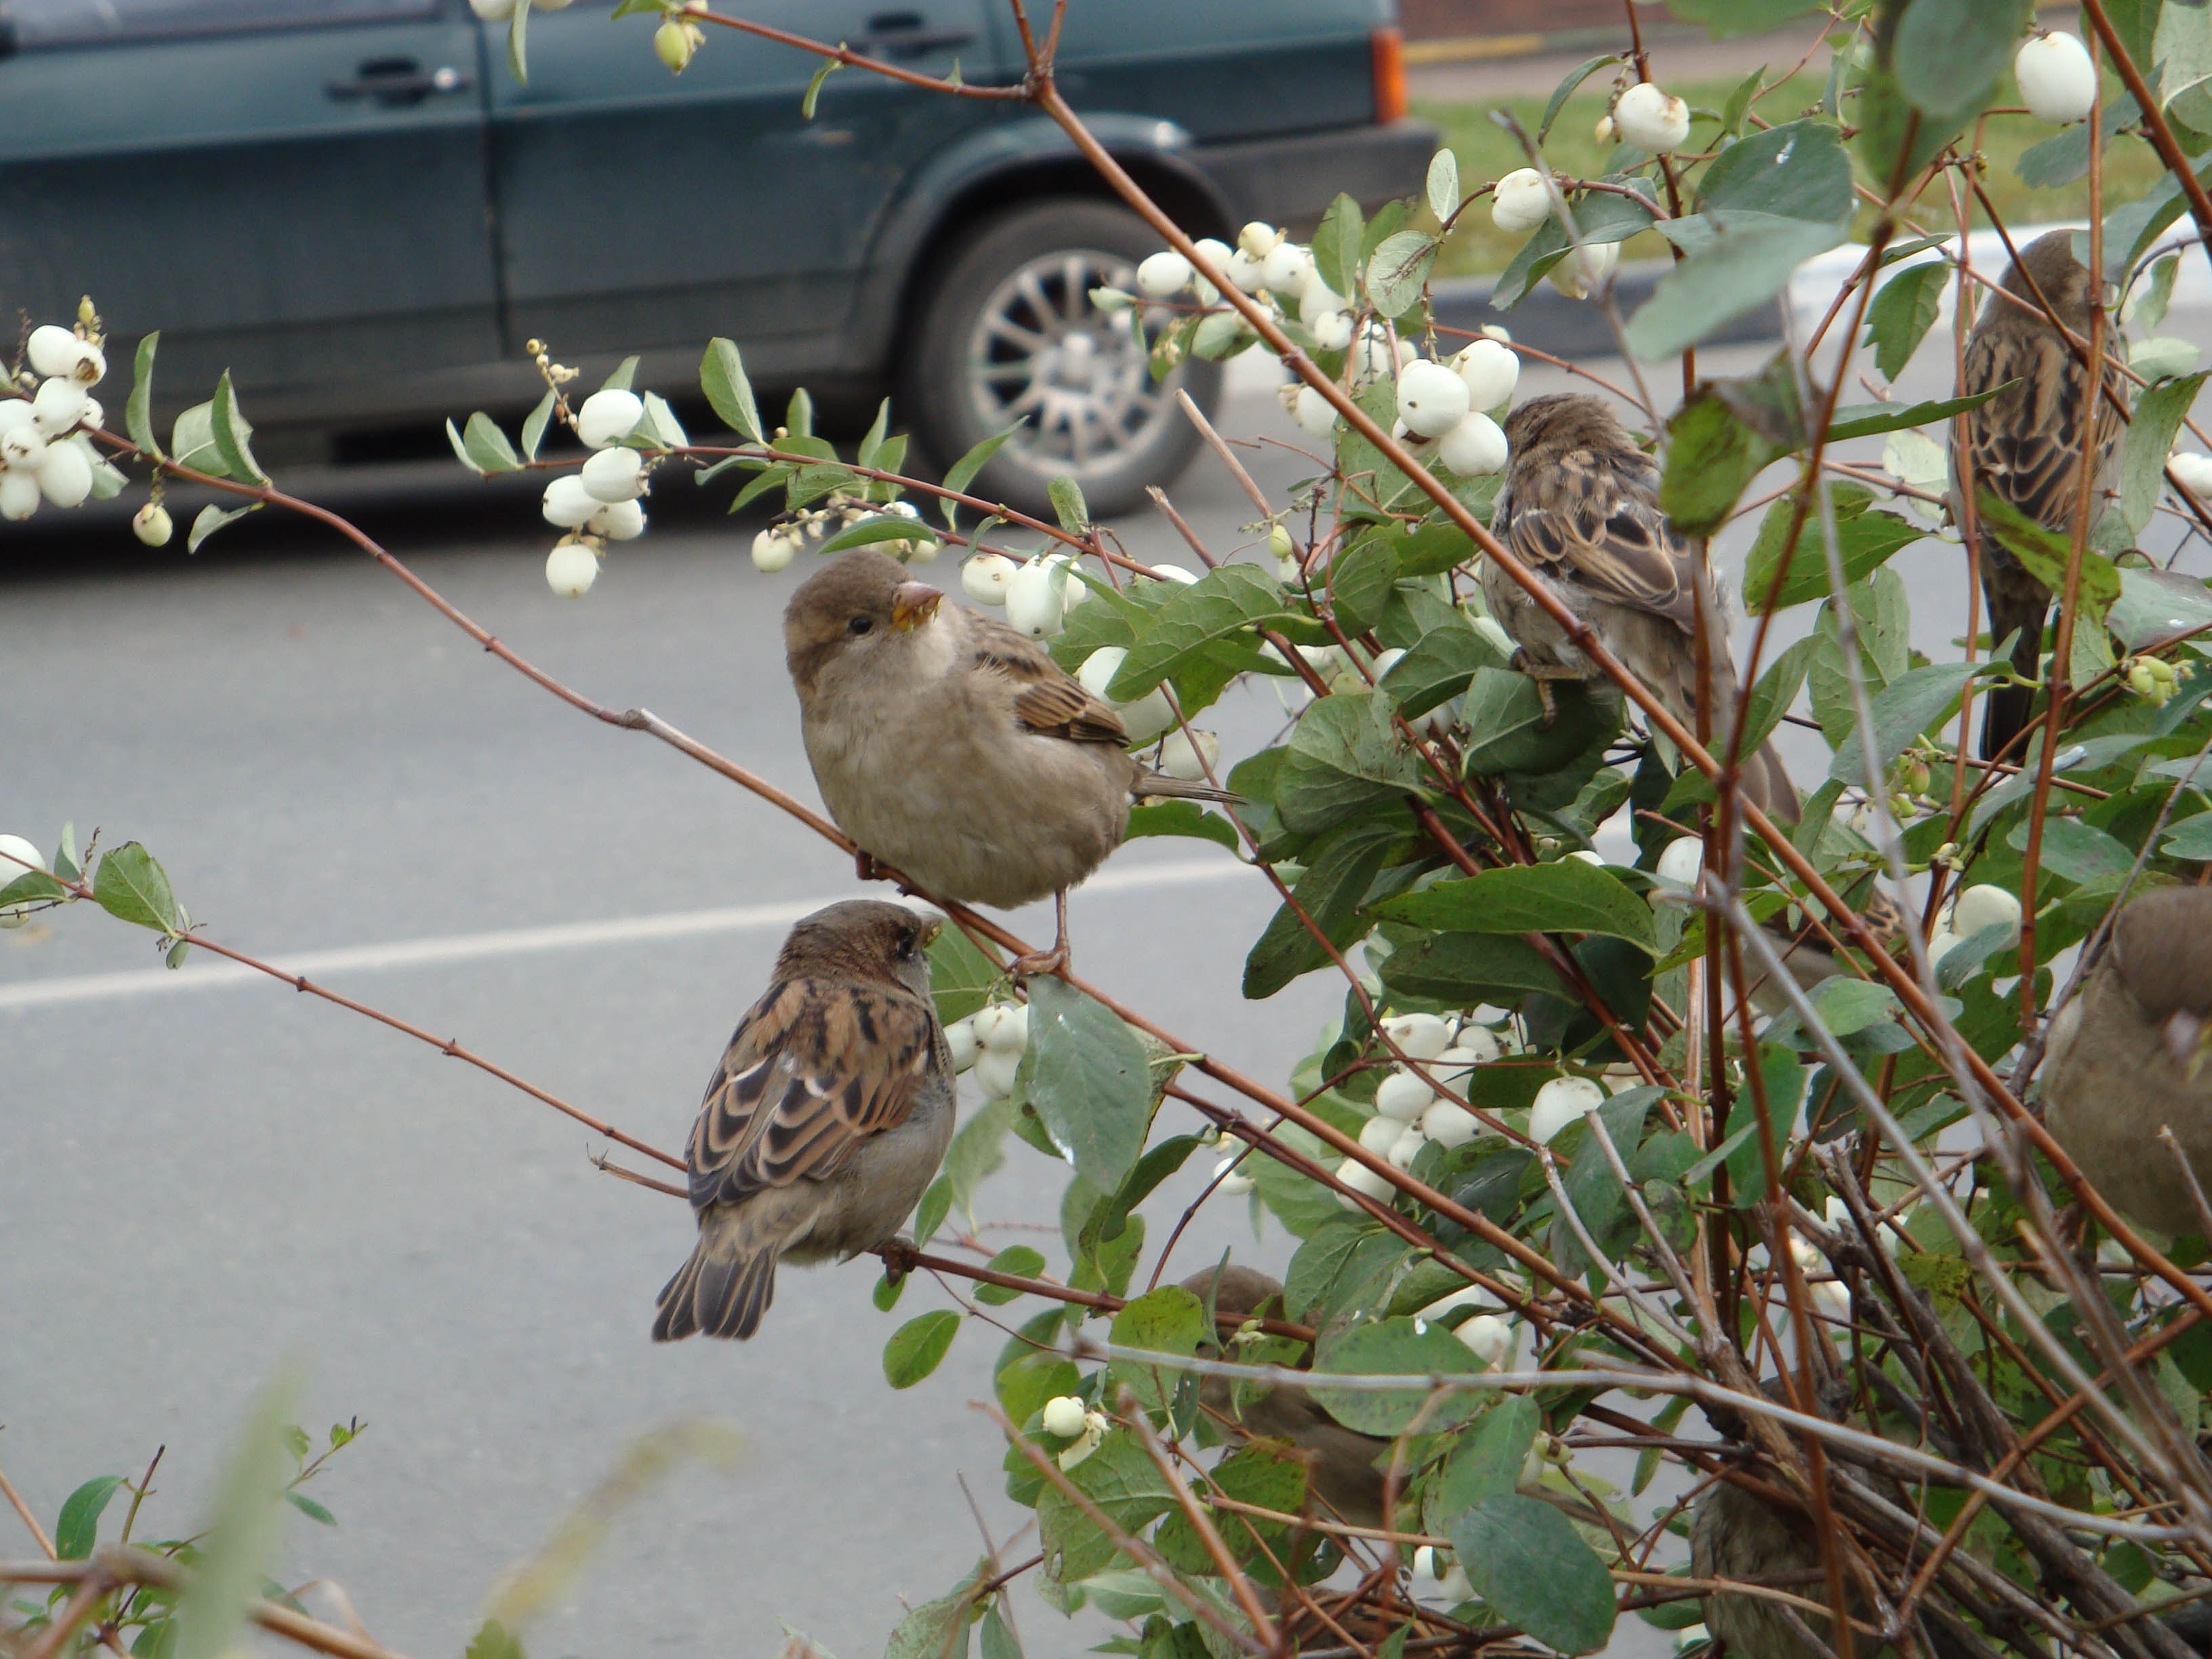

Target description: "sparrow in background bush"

left=653, top=901, right=953, bottom=1342
left=783, top=550, right=1231, bottom=973
left=1488, top=394, right=1801, bottom=829
left=1954, top=229, right=2124, bottom=762
left=2041, top=886, right=2212, bottom=1238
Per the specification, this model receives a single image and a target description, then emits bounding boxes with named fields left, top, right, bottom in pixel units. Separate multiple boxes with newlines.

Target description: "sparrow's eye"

left=848, top=615, right=874, bottom=636
left=895, top=930, right=918, bottom=960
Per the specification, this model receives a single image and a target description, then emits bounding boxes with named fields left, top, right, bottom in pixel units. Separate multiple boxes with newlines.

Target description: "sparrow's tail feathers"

left=1979, top=591, right=2048, bottom=763
left=651, top=1233, right=778, bottom=1343
left=1132, top=771, right=1239, bottom=805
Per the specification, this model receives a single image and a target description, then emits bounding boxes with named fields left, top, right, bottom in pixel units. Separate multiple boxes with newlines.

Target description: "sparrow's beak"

left=2163, top=1010, right=2208, bottom=1076
left=890, top=581, right=943, bottom=632
left=917, top=914, right=945, bottom=947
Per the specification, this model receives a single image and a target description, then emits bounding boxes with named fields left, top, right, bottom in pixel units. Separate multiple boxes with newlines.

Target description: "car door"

left=0, top=0, right=497, bottom=418
left=483, top=1, right=999, bottom=377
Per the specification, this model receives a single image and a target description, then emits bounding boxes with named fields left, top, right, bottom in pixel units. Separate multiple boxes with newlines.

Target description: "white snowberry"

left=1158, top=727, right=1219, bottom=782
left=943, top=1017, right=980, bottom=1073
left=1654, top=836, right=1704, bottom=888
left=1381, top=1011, right=1451, bottom=1061
left=1309, top=310, right=1355, bottom=353
left=974, top=1001, right=1029, bottom=1054
left=1549, top=240, right=1619, bottom=300
left=1261, top=240, right=1313, bottom=295
left=2170, top=451, right=2212, bottom=497
left=0, top=401, right=30, bottom=437
left=590, top=498, right=647, bottom=541
left=1192, top=237, right=1234, bottom=273
left=1136, top=251, right=1194, bottom=299
left=1492, top=167, right=1552, bottom=233
left=1422, top=1100, right=1483, bottom=1149
left=1529, top=1076, right=1605, bottom=1145
left=1387, top=1124, right=1428, bottom=1170
left=0, top=835, right=44, bottom=926
left=1040, top=1395, right=1088, bottom=1438
left=1237, top=222, right=1283, bottom=259
left=544, top=537, right=600, bottom=598
left=541, top=474, right=598, bottom=529
left=1397, top=359, right=1473, bottom=439
left=37, top=438, right=91, bottom=508
left=132, top=502, right=173, bottom=547
left=1005, top=554, right=1071, bottom=639
left=1454, top=1313, right=1514, bottom=1366
left=575, top=388, right=644, bottom=449
left=1451, top=1025, right=1503, bottom=1064
left=1952, top=884, right=2023, bottom=943
left=2015, top=32, right=2097, bottom=125
left=1077, top=646, right=1177, bottom=744
left=580, top=445, right=645, bottom=504
left=1, top=426, right=47, bottom=472
left=1335, top=1156, right=1396, bottom=1210
left=1437, top=411, right=1508, bottom=476
left=65, top=342, right=105, bottom=387
left=78, top=396, right=102, bottom=431
left=1374, top=1068, right=1437, bottom=1122
left=1214, top=1154, right=1256, bottom=1195
left=0, top=470, right=39, bottom=521
left=1357, top=1114, right=1403, bottom=1153
left=31, top=376, right=88, bottom=437
left=750, top=527, right=796, bottom=572
left=961, top=552, right=1017, bottom=605
left=1147, top=562, right=1200, bottom=584
left=1298, top=274, right=1349, bottom=325
left=1224, top=248, right=1268, bottom=293
left=1452, top=339, right=1519, bottom=413
left=971, top=1047, right=1020, bottom=1101
left=1614, top=82, right=1692, bottom=152
left=1349, top=324, right=1398, bottom=388
left=26, top=325, right=81, bottom=381
left=1290, top=384, right=1338, bottom=438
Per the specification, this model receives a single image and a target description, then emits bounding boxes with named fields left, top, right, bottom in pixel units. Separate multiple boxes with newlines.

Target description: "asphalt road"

left=2, top=296, right=2198, bottom=1658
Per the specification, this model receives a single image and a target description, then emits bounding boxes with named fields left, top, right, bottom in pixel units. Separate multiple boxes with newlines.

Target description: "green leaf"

left=1375, top=861, right=1655, bottom=951
left=939, top=430, right=1015, bottom=527
left=463, top=1620, right=525, bottom=1659
left=1490, top=181, right=1660, bottom=311
left=2123, top=372, right=2209, bottom=534
left=520, top=390, right=557, bottom=462
left=1627, top=219, right=1843, bottom=358
left=284, top=1491, right=335, bottom=1526
left=1742, top=500, right=1925, bottom=612
left=1661, top=359, right=1800, bottom=537
left=800, top=56, right=842, bottom=119
left=55, top=1475, right=127, bottom=1560
left=817, top=515, right=936, bottom=555
left=1740, top=634, right=1819, bottom=754
left=1275, top=690, right=1426, bottom=834
left=463, top=411, right=521, bottom=474
left=1448, top=1494, right=1618, bottom=1655
left=2018, top=85, right=2144, bottom=188
left=1368, top=230, right=1439, bottom=318
left=1017, top=978, right=1153, bottom=1191
left=884, top=1564, right=983, bottom=1659
left=1108, top=1286, right=1210, bottom=1411
left=1380, top=931, right=1563, bottom=1004
left=171, top=402, right=227, bottom=478
left=700, top=338, right=764, bottom=443
left=94, top=842, right=181, bottom=933
left=1047, top=476, right=1088, bottom=536
left=1826, top=384, right=2013, bottom=442
left=2163, top=811, right=2212, bottom=861
left=127, top=332, right=161, bottom=457
left=978, top=1603, right=1021, bottom=1659
left=1328, top=535, right=1401, bottom=636
left=1425, top=148, right=1460, bottom=221
left=2110, top=566, right=2212, bottom=653
left=1037, top=1433, right=1176, bottom=1584
left=1309, top=1317, right=1488, bottom=1435
left=1695, top=119, right=1853, bottom=224
left=1539, top=54, right=1622, bottom=143
left=173, top=1365, right=306, bottom=1659
left=1245, top=820, right=1400, bottom=998
left=1863, top=262, right=1948, bottom=380
left=210, top=371, right=266, bottom=485
left=1456, top=669, right=1619, bottom=782
left=2004, top=815, right=2136, bottom=884
left=1123, top=799, right=1240, bottom=851
left=1894, top=0, right=2028, bottom=117
left=1108, top=565, right=1299, bottom=699
left=883, top=1309, right=962, bottom=1388
left=1381, top=616, right=1507, bottom=719
left=1433, top=1396, right=1539, bottom=1517
left=188, top=503, right=256, bottom=554
left=0, top=869, right=68, bottom=909
left=926, top=924, right=1002, bottom=1027
left=640, top=391, right=687, bottom=449
left=445, top=417, right=485, bottom=477
left=975, top=1244, right=1046, bottom=1307
left=1827, top=660, right=1986, bottom=783
left=1975, top=491, right=2123, bottom=626
left=1311, top=192, right=1366, bottom=304
left=505, top=0, right=531, bottom=83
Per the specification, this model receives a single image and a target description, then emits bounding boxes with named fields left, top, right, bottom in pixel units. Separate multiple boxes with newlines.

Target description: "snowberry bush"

left=16, top=2, right=2212, bottom=1658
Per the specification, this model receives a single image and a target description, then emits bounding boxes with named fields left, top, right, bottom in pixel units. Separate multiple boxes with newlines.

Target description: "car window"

left=0, top=0, right=438, bottom=49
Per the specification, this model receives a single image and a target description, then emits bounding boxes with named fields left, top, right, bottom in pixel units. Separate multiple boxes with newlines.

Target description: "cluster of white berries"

left=540, top=386, right=655, bottom=597
left=753, top=497, right=937, bottom=575
left=1488, top=169, right=1620, bottom=300
left=1039, top=1393, right=1110, bottom=1468
left=2015, top=30, right=2097, bottom=125
left=0, top=833, right=49, bottom=926
left=1605, top=82, right=1692, bottom=152
left=1336, top=1011, right=1521, bottom=1206
left=1, top=321, right=109, bottom=524
left=1412, top=1544, right=1474, bottom=1603
left=944, top=999, right=1028, bottom=1100
left=1393, top=338, right=1517, bottom=475
left=1926, top=883, right=2024, bottom=969
left=958, top=550, right=1092, bottom=638
left=1416, top=1279, right=1522, bottom=1367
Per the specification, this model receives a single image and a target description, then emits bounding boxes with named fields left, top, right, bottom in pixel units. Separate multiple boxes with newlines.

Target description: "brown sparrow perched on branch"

left=653, top=901, right=953, bottom=1342
left=784, top=551, right=1231, bottom=975
left=1954, top=229, right=2125, bottom=763
left=1488, top=394, right=1801, bottom=829
left=1182, top=1265, right=1391, bottom=1529
left=2041, top=886, right=2212, bottom=1238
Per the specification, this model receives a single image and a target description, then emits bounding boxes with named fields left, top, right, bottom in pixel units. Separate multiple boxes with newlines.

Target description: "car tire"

left=899, top=198, right=1224, bottom=522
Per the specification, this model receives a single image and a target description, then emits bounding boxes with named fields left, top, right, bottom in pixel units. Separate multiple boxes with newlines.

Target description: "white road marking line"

left=0, top=857, right=1246, bottom=1012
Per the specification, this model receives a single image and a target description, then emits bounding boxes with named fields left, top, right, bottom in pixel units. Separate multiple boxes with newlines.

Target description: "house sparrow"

left=1954, top=229, right=2125, bottom=762
left=1692, top=1476, right=1860, bottom=1659
left=653, top=900, right=954, bottom=1341
left=784, top=551, right=1231, bottom=974
left=1489, top=394, right=1800, bottom=828
left=1181, top=1265, right=1391, bottom=1529
left=2041, top=886, right=2212, bottom=1238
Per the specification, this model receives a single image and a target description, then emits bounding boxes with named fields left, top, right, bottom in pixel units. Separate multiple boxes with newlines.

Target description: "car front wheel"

left=899, top=199, right=1223, bottom=522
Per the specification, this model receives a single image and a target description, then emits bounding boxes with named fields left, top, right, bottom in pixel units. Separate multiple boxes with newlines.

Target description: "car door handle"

left=326, top=58, right=473, bottom=106
left=857, top=13, right=975, bottom=59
